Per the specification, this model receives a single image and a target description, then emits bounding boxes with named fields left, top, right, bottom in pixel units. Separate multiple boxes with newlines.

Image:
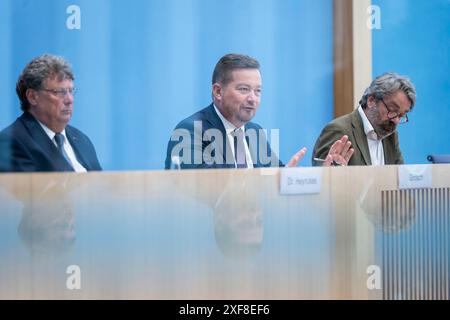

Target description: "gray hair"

left=359, top=72, right=416, bottom=110
left=212, top=53, right=260, bottom=86
left=16, top=54, right=74, bottom=111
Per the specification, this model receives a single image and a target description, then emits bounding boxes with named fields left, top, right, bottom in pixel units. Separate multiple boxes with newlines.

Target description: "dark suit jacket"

left=0, top=112, right=102, bottom=172
left=312, top=109, right=404, bottom=166
left=165, top=104, right=283, bottom=169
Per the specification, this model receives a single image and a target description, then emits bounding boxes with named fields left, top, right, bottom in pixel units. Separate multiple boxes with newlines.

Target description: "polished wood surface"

left=0, top=165, right=449, bottom=299
left=333, top=0, right=355, bottom=117
left=333, top=0, right=372, bottom=117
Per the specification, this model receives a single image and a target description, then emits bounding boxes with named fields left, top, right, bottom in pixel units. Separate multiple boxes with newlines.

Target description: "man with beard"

left=0, top=54, right=102, bottom=172
left=312, top=72, right=416, bottom=166
left=165, top=53, right=354, bottom=169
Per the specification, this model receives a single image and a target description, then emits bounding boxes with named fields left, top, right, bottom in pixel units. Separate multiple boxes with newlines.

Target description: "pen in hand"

left=313, top=157, right=344, bottom=166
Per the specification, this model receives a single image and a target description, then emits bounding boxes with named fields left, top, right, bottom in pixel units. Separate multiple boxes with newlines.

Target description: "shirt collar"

left=36, top=120, right=67, bottom=142
left=357, top=105, right=379, bottom=141
left=213, top=104, right=245, bottom=134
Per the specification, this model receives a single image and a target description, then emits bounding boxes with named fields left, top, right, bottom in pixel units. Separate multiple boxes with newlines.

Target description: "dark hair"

left=212, top=53, right=260, bottom=86
left=16, top=54, right=74, bottom=111
left=359, top=72, right=416, bottom=110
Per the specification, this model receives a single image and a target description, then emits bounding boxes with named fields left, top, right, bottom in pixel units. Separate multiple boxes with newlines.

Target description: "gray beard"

left=373, top=120, right=397, bottom=139
left=366, top=106, right=397, bottom=139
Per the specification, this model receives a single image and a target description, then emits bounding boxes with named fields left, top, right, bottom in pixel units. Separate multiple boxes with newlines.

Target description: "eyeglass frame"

left=39, top=87, right=76, bottom=99
left=379, top=98, right=409, bottom=124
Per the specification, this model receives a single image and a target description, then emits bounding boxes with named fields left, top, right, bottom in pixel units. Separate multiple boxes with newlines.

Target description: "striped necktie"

left=54, top=133, right=74, bottom=169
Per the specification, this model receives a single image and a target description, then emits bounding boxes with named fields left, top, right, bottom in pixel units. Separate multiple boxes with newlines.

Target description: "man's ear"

left=367, top=95, right=376, bottom=108
left=212, top=83, right=222, bottom=101
left=25, top=89, right=38, bottom=107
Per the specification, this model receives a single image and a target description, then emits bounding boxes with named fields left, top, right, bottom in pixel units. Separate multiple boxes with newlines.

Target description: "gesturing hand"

left=323, top=135, right=354, bottom=166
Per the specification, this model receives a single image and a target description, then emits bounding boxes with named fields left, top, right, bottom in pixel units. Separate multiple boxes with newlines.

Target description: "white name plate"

left=398, top=165, right=432, bottom=189
left=280, top=167, right=322, bottom=195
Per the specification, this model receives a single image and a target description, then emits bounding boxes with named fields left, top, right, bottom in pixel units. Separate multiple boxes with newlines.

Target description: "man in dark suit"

left=312, top=72, right=416, bottom=166
left=165, top=53, right=353, bottom=169
left=0, top=54, right=101, bottom=172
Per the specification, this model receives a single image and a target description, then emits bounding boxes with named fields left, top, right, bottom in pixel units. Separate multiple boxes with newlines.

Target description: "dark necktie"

left=233, top=128, right=247, bottom=168
left=54, top=133, right=74, bottom=169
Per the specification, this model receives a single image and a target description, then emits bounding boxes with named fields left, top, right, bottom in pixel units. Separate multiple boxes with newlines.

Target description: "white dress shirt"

left=214, top=105, right=254, bottom=168
left=37, top=121, right=87, bottom=172
left=357, top=106, right=385, bottom=165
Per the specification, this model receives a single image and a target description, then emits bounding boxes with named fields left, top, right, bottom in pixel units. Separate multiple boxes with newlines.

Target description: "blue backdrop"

left=0, top=0, right=333, bottom=170
left=372, top=0, right=450, bottom=164
left=1, top=0, right=448, bottom=170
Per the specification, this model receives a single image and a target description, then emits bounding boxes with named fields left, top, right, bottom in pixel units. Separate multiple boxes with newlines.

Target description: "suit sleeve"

left=0, top=134, right=36, bottom=172
left=392, top=132, right=404, bottom=164
left=84, top=136, right=102, bottom=171
left=254, top=124, right=283, bottom=167
left=165, top=122, right=198, bottom=169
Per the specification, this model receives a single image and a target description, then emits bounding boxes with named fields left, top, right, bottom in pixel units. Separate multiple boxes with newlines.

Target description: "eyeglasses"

left=380, top=98, right=409, bottom=124
left=40, top=87, right=76, bottom=99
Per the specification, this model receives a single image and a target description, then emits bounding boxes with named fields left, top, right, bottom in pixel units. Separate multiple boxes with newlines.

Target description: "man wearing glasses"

left=312, top=72, right=416, bottom=166
left=0, top=54, right=101, bottom=172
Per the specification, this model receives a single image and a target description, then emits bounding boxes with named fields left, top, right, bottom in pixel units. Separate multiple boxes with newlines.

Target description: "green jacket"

left=312, top=109, right=404, bottom=166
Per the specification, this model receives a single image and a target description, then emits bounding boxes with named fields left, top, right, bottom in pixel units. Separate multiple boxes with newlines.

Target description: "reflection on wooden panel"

left=0, top=165, right=449, bottom=299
